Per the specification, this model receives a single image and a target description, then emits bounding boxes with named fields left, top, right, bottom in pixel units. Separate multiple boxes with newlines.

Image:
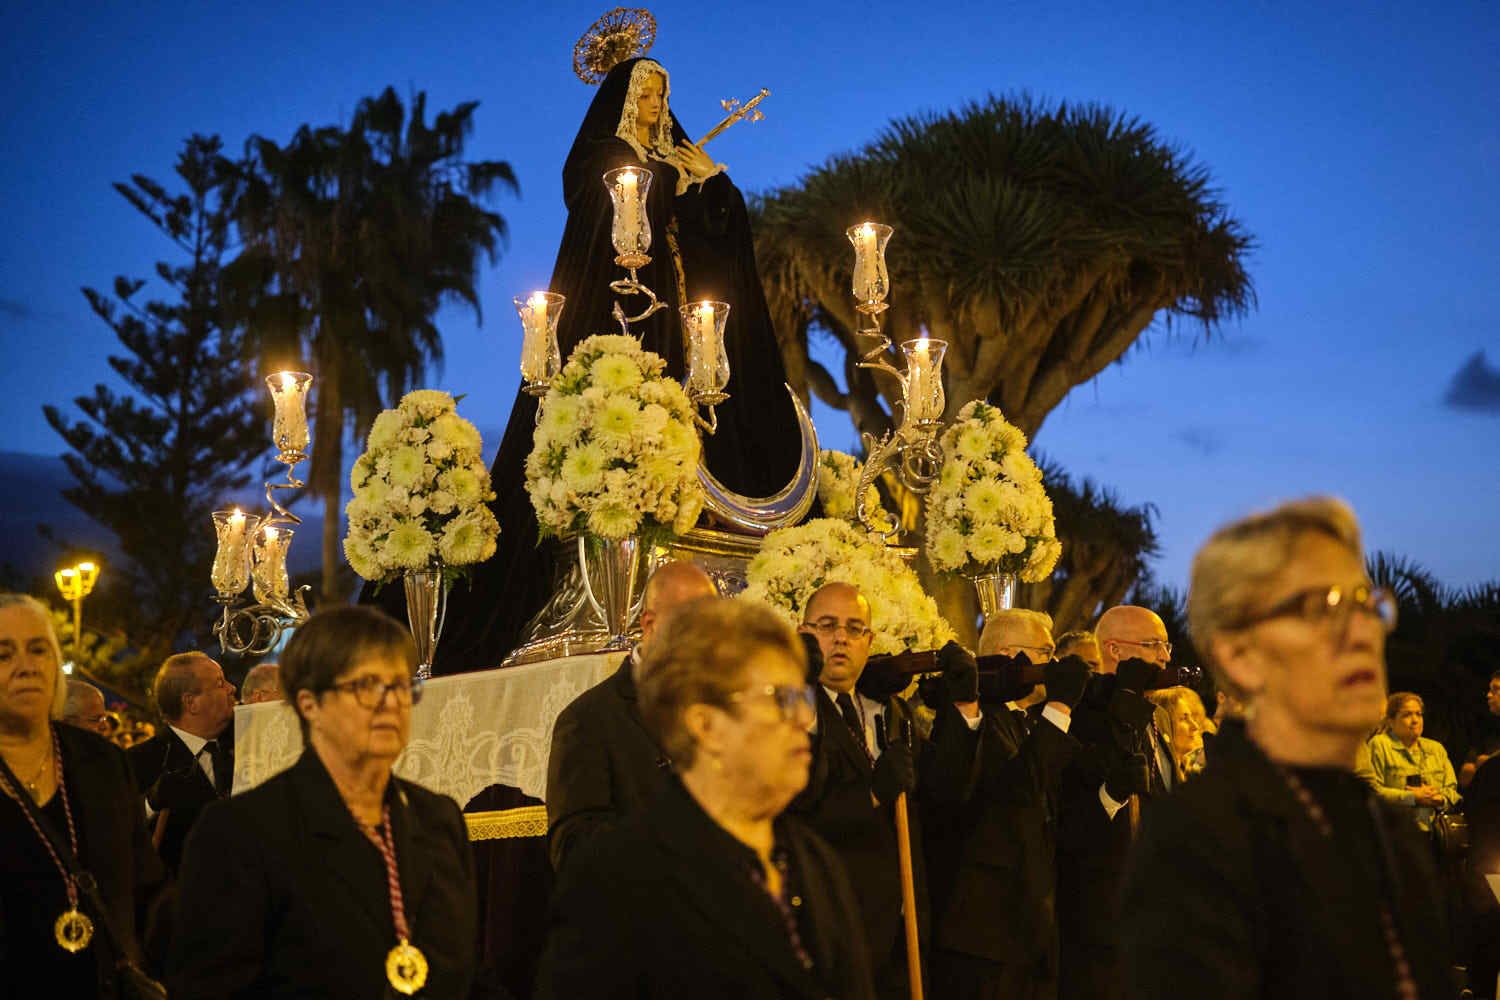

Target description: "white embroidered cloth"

left=231, top=652, right=621, bottom=804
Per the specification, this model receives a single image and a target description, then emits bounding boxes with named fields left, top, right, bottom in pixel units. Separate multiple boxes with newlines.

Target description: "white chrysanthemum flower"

left=438, top=466, right=483, bottom=506
left=587, top=502, right=640, bottom=540
left=955, top=427, right=989, bottom=463
left=964, top=480, right=1004, bottom=522
left=383, top=520, right=435, bottom=570
left=593, top=354, right=644, bottom=393
left=388, top=447, right=426, bottom=489
left=428, top=490, right=457, bottom=515
left=439, top=514, right=490, bottom=565
left=400, top=389, right=455, bottom=417
left=432, top=412, right=482, bottom=457
left=930, top=529, right=966, bottom=569
left=367, top=410, right=404, bottom=452
left=593, top=396, right=639, bottom=447
left=343, top=533, right=384, bottom=582
left=350, top=453, right=378, bottom=492
left=561, top=444, right=606, bottom=493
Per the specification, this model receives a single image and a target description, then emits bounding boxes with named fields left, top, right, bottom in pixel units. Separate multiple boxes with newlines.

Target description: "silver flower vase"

left=577, top=534, right=648, bottom=650
left=403, top=561, right=448, bottom=681
left=969, top=569, right=1016, bottom=628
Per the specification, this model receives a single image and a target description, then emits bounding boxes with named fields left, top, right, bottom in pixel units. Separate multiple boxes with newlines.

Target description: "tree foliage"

left=43, top=135, right=266, bottom=663
left=754, top=94, right=1255, bottom=441
left=222, top=87, right=517, bottom=604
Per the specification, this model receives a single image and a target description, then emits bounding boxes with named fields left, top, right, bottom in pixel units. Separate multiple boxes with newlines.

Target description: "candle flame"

left=263, top=525, right=278, bottom=540
left=859, top=222, right=875, bottom=237
left=230, top=508, right=245, bottom=523
left=275, top=372, right=294, bottom=390
left=528, top=291, right=548, bottom=310
left=78, top=562, right=96, bottom=573
left=621, top=169, right=637, bottom=184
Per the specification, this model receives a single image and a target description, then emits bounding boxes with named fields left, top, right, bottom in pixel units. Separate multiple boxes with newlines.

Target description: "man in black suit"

left=129, top=650, right=237, bottom=871
left=789, top=581, right=981, bottom=1000
left=545, top=559, right=718, bottom=870
left=930, top=609, right=1091, bottom=1000
left=1056, top=605, right=1171, bottom=1000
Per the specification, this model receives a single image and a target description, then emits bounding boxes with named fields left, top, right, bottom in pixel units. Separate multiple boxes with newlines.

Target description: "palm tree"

left=753, top=94, right=1255, bottom=442
left=223, top=88, right=517, bottom=605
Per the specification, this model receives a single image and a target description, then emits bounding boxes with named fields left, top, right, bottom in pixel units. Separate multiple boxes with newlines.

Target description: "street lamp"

left=54, top=561, right=100, bottom=662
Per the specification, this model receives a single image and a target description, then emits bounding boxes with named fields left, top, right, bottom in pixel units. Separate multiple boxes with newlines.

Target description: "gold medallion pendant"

left=385, top=939, right=429, bottom=995
left=55, top=908, right=94, bottom=953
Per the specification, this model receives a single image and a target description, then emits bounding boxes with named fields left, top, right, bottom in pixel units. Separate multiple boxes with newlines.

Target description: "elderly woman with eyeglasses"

left=168, top=606, right=477, bottom=999
left=1120, top=497, right=1454, bottom=999
left=535, top=597, right=875, bottom=999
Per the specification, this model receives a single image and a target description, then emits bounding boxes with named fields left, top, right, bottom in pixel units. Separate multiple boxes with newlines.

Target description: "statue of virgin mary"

left=392, top=47, right=805, bottom=671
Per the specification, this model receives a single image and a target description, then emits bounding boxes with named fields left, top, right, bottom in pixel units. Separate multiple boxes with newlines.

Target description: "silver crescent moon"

left=697, top=384, right=819, bottom=535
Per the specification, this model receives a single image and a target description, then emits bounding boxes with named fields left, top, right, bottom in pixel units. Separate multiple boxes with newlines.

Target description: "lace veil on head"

left=617, top=59, right=675, bottom=162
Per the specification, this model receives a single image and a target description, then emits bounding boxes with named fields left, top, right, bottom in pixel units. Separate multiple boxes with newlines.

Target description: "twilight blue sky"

left=2, top=1, right=1497, bottom=591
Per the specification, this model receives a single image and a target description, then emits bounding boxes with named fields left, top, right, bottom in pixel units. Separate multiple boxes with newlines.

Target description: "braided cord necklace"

left=1276, top=765, right=1417, bottom=1000
left=0, top=728, right=95, bottom=953
left=352, top=803, right=429, bottom=995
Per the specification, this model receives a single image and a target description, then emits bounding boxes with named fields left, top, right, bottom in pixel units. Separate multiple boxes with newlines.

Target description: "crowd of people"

left=2, top=495, right=1497, bottom=998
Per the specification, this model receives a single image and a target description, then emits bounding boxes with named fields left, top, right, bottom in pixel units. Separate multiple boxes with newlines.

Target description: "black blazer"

left=787, top=689, right=976, bottom=972
left=0, top=724, right=167, bottom=995
left=935, top=706, right=1079, bottom=968
left=167, top=748, right=477, bottom=999
left=1119, top=722, right=1454, bottom=999
left=128, top=726, right=225, bottom=871
left=544, top=654, right=668, bottom=871
left=534, top=773, right=875, bottom=999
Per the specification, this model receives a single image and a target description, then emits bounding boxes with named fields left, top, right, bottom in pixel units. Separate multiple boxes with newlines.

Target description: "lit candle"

left=902, top=336, right=947, bottom=423
left=266, top=371, right=313, bottom=462
left=521, top=292, right=549, bottom=382
left=853, top=223, right=878, bottom=300
left=690, top=302, right=715, bottom=391
left=252, top=523, right=293, bottom=602
left=619, top=169, right=641, bottom=249
left=211, top=508, right=254, bottom=596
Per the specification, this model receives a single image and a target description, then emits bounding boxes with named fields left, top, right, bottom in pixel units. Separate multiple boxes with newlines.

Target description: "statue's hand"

left=673, top=141, right=720, bottom=182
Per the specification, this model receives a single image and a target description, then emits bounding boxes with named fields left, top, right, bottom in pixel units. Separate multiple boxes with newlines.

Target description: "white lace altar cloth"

left=231, top=652, right=621, bottom=804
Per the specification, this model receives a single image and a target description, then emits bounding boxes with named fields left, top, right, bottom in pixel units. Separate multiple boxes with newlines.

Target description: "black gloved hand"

left=937, top=640, right=979, bottom=704
left=798, top=631, right=825, bottom=686
left=147, top=766, right=204, bottom=811
left=1105, top=752, right=1151, bottom=802
left=1044, top=655, right=1091, bottom=709
left=1115, top=657, right=1161, bottom=694
left=870, top=740, right=917, bottom=805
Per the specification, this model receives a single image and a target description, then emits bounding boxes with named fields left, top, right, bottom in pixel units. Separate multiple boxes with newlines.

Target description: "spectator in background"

left=1146, top=686, right=1208, bottom=788
left=1460, top=669, right=1500, bottom=789
left=1055, top=631, right=1101, bottom=673
left=1358, top=692, right=1460, bottom=832
left=129, top=652, right=236, bottom=871
left=61, top=679, right=111, bottom=737
left=240, top=663, right=282, bottom=704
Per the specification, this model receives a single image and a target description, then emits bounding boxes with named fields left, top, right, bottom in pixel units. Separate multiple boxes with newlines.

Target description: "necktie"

left=835, top=692, right=866, bottom=753
left=205, top=739, right=232, bottom=797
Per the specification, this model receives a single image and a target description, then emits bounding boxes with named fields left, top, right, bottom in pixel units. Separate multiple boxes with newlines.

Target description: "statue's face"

left=636, top=72, right=665, bottom=132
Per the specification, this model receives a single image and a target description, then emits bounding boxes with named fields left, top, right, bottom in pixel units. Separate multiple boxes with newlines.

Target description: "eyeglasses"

left=1011, top=644, right=1057, bottom=661
left=1233, top=583, right=1397, bottom=636
left=728, top=683, right=817, bottom=722
left=327, top=675, right=424, bottom=709
left=1118, top=638, right=1173, bottom=658
left=803, top=619, right=872, bottom=640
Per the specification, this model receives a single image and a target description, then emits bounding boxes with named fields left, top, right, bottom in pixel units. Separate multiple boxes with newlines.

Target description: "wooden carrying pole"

left=893, top=792, right=923, bottom=1000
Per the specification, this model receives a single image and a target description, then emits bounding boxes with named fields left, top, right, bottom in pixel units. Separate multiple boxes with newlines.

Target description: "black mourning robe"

left=372, top=57, right=802, bottom=672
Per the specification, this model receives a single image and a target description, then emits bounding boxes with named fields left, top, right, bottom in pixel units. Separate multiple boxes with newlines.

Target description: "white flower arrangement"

left=924, top=401, right=1061, bottom=581
left=817, top=449, right=898, bottom=533
left=525, top=334, right=704, bottom=542
left=344, top=389, right=500, bottom=583
left=740, top=518, right=955, bottom=657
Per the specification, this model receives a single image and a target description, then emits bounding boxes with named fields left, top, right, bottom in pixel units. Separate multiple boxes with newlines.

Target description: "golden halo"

left=573, top=8, right=657, bottom=85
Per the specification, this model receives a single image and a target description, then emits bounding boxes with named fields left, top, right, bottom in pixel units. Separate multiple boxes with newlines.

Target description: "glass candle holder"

left=211, top=509, right=258, bottom=598
left=251, top=523, right=294, bottom=603
left=847, top=222, right=893, bottom=311
left=266, top=371, right=313, bottom=464
left=680, top=300, right=731, bottom=396
left=514, top=291, right=565, bottom=390
left=604, top=166, right=653, bottom=267
left=901, top=337, right=947, bottom=424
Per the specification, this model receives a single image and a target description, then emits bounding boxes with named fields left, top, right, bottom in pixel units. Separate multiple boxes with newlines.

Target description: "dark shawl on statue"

left=367, top=58, right=802, bottom=673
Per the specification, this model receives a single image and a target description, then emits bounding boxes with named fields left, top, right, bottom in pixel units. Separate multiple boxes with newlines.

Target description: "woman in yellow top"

left=1358, top=691, right=1459, bottom=831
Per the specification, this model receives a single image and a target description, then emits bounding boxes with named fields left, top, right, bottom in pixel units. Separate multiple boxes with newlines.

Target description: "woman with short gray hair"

left=1121, top=497, right=1454, bottom=998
